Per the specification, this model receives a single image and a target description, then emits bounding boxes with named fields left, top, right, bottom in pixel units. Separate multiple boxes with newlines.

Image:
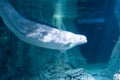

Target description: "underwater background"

left=0, top=0, right=120, bottom=80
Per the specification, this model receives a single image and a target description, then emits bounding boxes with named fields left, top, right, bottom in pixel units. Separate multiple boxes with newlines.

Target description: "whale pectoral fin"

left=61, top=42, right=71, bottom=48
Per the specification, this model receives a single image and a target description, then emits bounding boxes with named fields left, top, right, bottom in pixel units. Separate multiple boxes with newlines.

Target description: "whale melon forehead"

left=56, top=31, right=87, bottom=50
left=62, top=31, right=87, bottom=44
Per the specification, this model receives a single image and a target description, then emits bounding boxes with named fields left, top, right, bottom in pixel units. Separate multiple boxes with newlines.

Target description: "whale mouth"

left=76, top=35, right=88, bottom=45
left=82, top=36, right=87, bottom=44
left=65, top=35, right=87, bottom=50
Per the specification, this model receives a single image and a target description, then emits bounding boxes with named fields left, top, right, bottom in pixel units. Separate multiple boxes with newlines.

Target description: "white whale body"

left=0, top=0, right=87, bottom=51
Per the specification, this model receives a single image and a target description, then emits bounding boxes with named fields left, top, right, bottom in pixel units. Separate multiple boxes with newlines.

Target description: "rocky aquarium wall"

left=108, top=0, right=120, bottom=77
left=1, top=0, right=120, bottom=80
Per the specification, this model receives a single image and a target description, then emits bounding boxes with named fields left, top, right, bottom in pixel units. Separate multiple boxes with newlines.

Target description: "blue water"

left=0, top=0, right=119, bottom=79
left=76, top=0, right=119, bottom=63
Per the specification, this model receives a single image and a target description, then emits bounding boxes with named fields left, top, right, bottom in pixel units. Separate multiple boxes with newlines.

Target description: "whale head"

left=59, top=31, right=87, bottom=50
left=71, top=34, right=87, bottom=46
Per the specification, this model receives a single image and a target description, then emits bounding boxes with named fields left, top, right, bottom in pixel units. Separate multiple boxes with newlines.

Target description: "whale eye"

left=80, top=37, right=82, bottom=40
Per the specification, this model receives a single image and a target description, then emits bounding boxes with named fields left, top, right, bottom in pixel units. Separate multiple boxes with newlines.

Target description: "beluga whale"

left=0, top=0, right=87, bottom=51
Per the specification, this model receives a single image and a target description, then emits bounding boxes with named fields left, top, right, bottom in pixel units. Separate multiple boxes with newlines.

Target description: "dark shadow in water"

left=76, top=0, right=119, bottom=63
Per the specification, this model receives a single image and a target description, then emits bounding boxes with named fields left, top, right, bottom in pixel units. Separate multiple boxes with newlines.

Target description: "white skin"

left=0, top=0, right=87, bottom=51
